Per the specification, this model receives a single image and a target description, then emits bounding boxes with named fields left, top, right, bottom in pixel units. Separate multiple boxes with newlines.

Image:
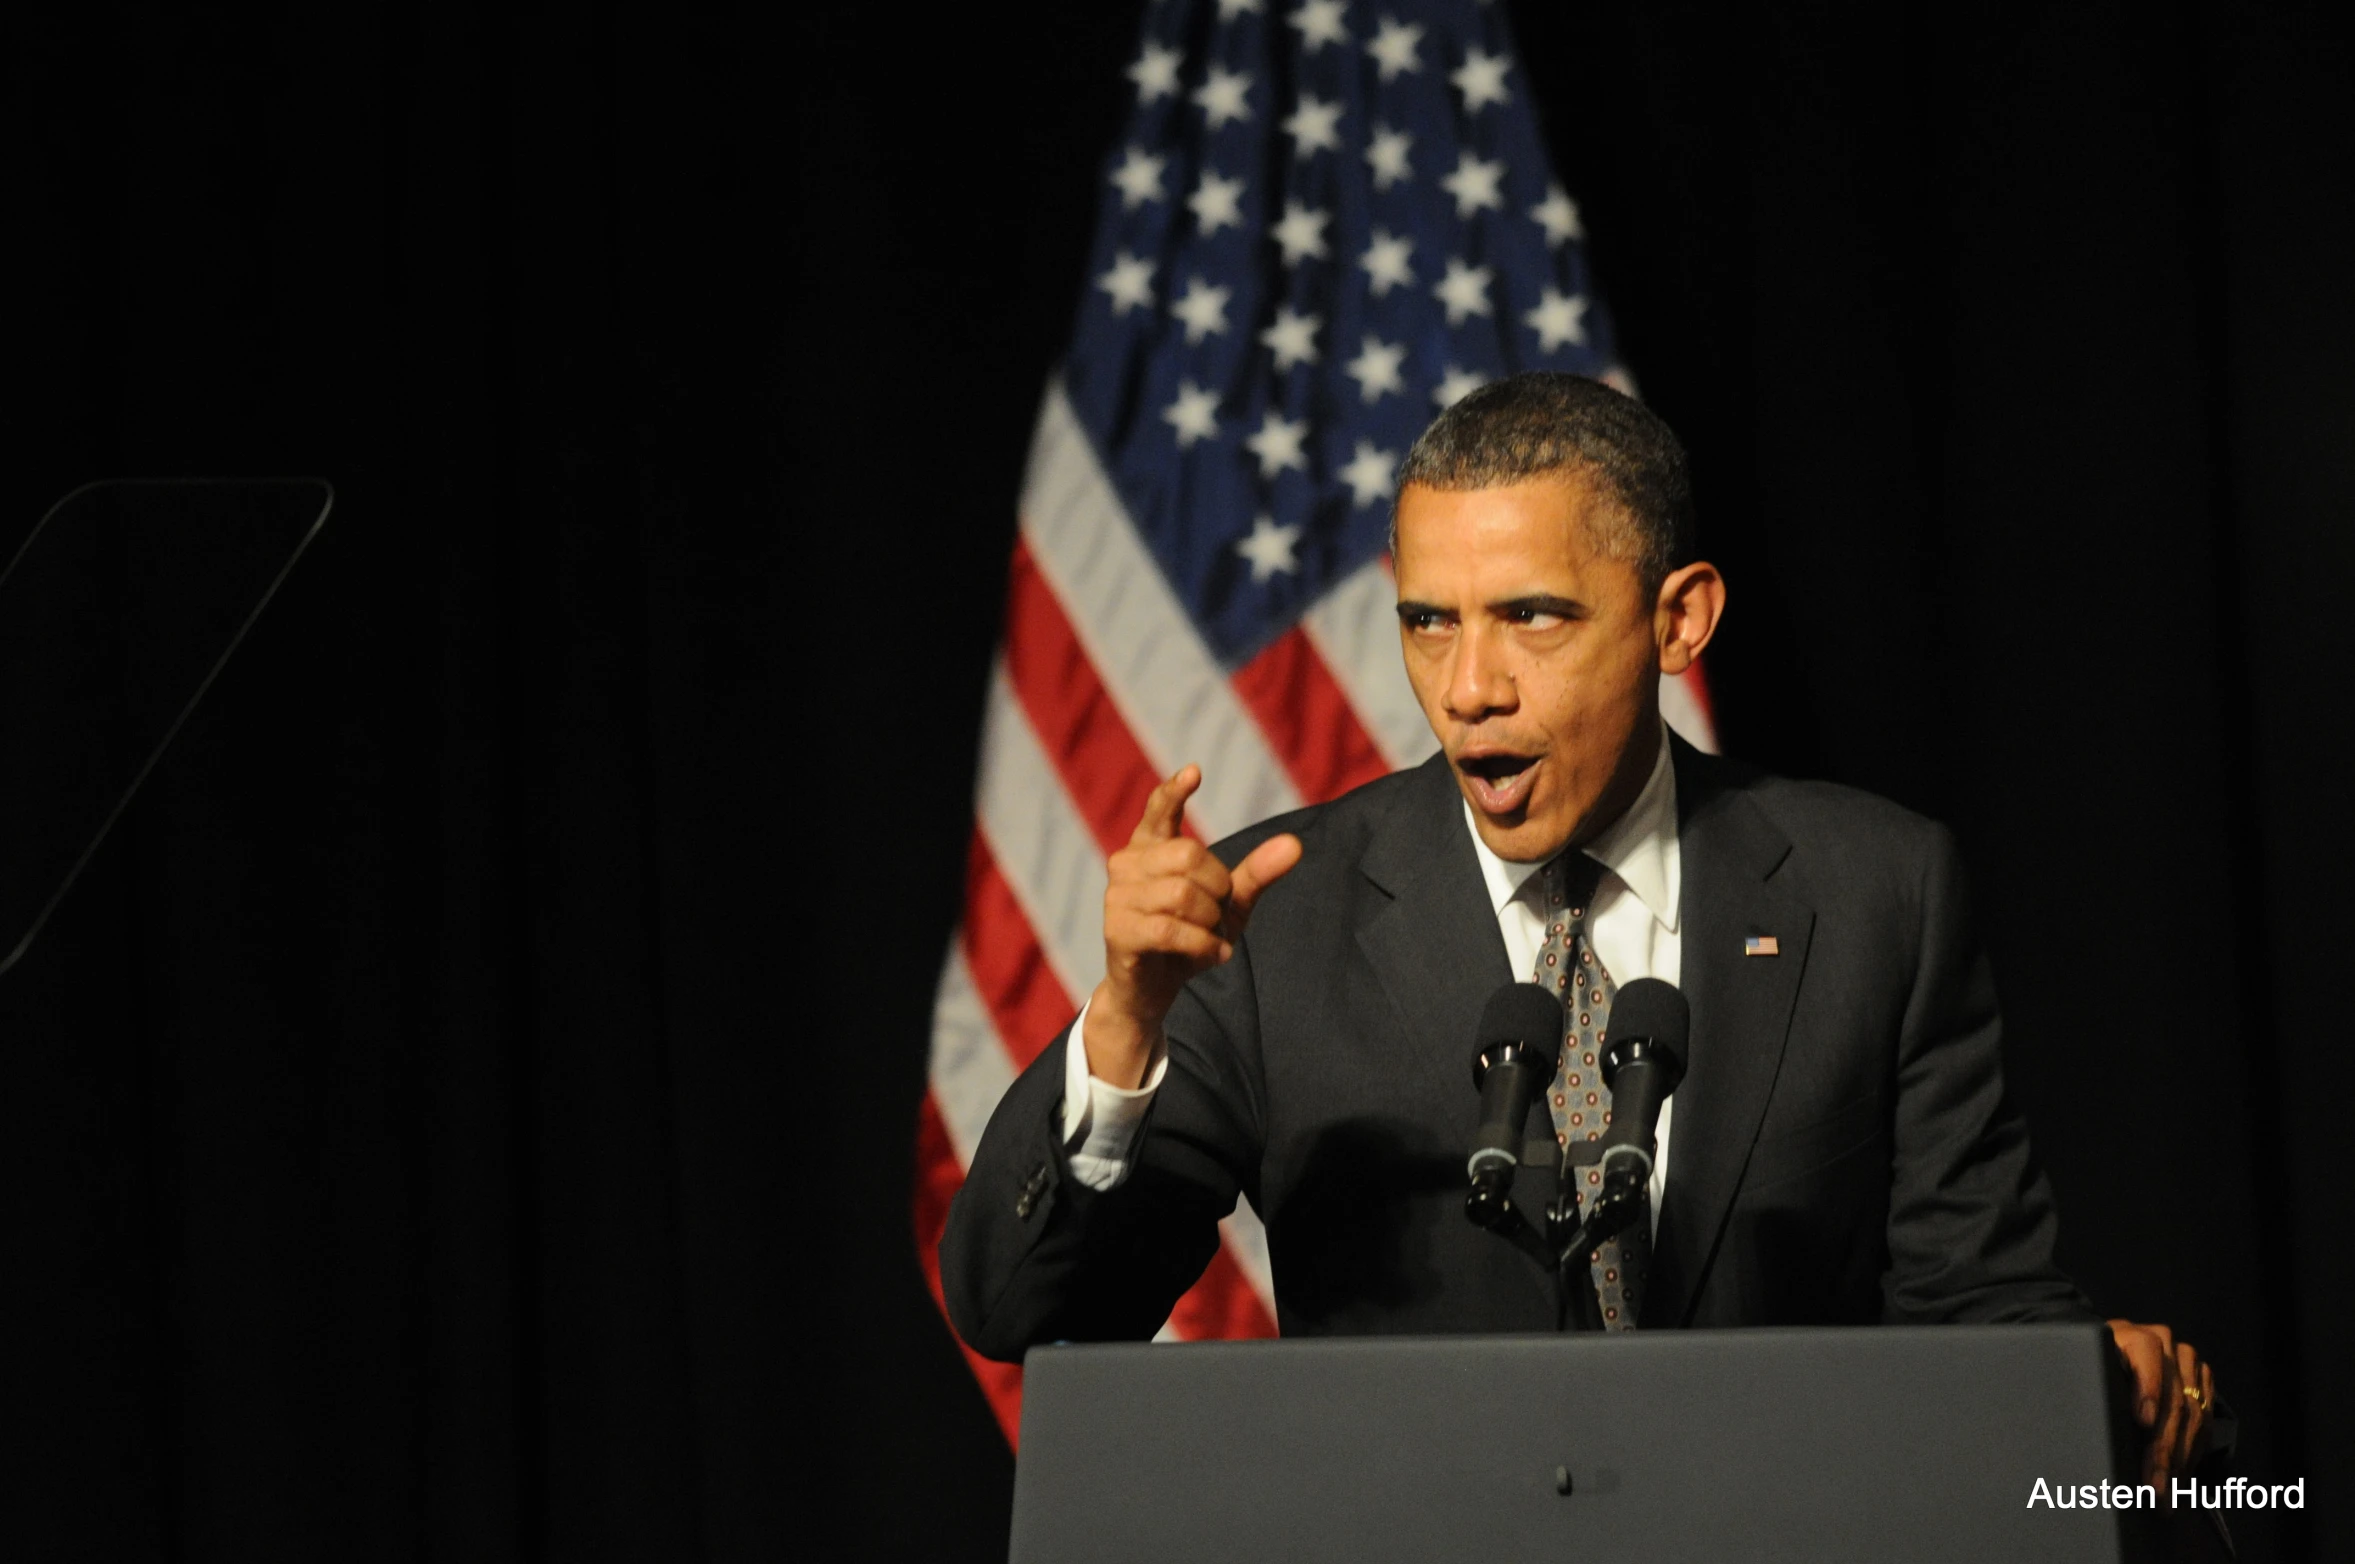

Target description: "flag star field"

left=1066, top=0, right=1628, bottom=666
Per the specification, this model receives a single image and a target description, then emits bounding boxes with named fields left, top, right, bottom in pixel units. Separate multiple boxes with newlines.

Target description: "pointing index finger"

left=1130, top=765, right=1201, bottom=847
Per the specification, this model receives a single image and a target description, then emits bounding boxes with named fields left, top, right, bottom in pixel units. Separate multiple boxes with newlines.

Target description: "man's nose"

left=1443, top=624, right=1514, bottom=721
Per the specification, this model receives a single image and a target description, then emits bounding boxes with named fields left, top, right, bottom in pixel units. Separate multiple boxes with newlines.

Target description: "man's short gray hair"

left=1393, top=372, right=1695, bottom=593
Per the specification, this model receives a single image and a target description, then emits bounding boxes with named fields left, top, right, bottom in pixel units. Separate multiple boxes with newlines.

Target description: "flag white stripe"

left=1300, top=556, right=1439, bottom=772
left=1662, top=668, right=1718, bottom=754
left=927, top=952, right=1019, bottom=1167
left=973, top=664, right=1109, bottom=1003
left=1020, top=379, right=1303, bottom=841
left=1219, top=1197, right=1277, bottom=1313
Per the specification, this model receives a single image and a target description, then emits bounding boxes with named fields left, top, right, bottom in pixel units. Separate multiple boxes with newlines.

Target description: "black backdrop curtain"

left=8, top=2, right=2349, bottom=1560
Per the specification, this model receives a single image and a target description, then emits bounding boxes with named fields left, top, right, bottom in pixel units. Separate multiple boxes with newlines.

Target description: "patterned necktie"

left=1532, top=852, right=1649, bottom=1331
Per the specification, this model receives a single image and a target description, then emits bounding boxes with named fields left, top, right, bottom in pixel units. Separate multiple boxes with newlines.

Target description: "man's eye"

left=1403, top=612, right=1450, bottom=633
left=1510, top=608, right=1565, bottom=629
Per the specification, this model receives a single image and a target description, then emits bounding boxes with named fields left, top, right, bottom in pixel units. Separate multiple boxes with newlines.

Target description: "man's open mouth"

left=1457, top=751, right=1540, bottom=816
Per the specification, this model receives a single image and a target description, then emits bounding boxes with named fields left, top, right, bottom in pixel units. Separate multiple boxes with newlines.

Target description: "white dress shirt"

left=1060, top=727, right=1683, bottom=1232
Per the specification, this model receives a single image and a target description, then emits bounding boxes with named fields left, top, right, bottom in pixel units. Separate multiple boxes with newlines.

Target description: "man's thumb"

left=1227, top=833, right=1304, bottom=923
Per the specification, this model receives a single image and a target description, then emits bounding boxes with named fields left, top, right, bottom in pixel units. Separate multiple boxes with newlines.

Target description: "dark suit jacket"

left=943, top=738, right=2093, bottom=1361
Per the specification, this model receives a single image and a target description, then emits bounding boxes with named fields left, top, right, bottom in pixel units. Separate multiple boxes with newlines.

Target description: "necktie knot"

left=1543, top=850, right=1606, bottom=921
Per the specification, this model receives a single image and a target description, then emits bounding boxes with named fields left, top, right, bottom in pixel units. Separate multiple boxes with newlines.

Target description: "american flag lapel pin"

left=1744, top=935, right=1780, bottom=957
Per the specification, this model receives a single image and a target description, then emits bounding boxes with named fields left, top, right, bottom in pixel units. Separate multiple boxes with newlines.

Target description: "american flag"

left=915, top=0, right=1718, bottom=1444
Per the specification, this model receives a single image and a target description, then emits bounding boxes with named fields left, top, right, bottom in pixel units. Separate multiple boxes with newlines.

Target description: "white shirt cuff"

left=1059, top=995, right=1168, bottom=1190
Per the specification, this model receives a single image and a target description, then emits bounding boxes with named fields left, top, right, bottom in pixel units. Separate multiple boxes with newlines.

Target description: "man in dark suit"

left=943, top=373, right=2213, bottom=1482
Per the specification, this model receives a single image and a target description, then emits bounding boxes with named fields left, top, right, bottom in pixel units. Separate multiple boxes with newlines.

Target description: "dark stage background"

left=8, top=1, right=2350, bottom=1559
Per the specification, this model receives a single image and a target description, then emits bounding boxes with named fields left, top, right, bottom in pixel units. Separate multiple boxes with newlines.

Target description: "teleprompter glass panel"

left=0, top=479, right=331, bottom=976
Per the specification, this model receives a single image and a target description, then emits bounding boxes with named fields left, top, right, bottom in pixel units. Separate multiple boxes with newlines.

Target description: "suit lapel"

left=1356, top=754, right=1517, bottom=1096
left=1646, top=739, right=1816, bottom=1327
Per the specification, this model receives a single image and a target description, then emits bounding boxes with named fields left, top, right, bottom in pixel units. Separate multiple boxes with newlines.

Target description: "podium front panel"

left=1012, top=1325, right=2143, bottom=1563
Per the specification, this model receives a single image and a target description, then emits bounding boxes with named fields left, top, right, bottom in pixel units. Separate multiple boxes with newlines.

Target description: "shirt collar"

left=1463, top=724, right=1681, bottom=932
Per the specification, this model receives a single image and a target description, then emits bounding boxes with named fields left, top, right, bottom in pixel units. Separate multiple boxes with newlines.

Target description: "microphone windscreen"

left=1472, top=982, right=1566, bottom=1075
left=1604, top=977, right=1689, bottom=1070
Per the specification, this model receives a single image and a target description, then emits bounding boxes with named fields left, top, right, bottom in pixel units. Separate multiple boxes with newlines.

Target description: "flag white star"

left=1290, top=0, right=1350, bottom=52
left=1366, top=16, right=1424, bottom=81
left=1216, top=0, right=1265, bottom=17
left=1270, top=200, right=1331, bottom=265
left=1449, top=44, right=1512, bottom=112
left=1432, top=257, right=1493, bottom=324
left=1364, top=124, right=1414, bottom=191
left=1171, top=276, right=1233, bottom=343
left=1097, top=251, right=1154, bottom=315
left=1524, top=286, right=1590, bottom=352
left=1440, top=151, right=1505, bottom=218
left=1235, top=515, right=1303, bottom=583
left=1359, top=228, right=1415, bottom=296
left=1110, top=146, right=1167, bottom=209
left=1245, top=409, right=1310, bottom=478
left=1345, top=334, right=1407, bottom=403
left=1193, top=65, right=1254, bottom=129
left=1188, top=170, right=1247, bottom=236
left=1283, top=93, right=1343, bottom=158
left=1340, top=439, right=1398, bottom=508
left=1432, top=364, right=1488, bottom=408
left=1532, top=184, right=1582, bottom=246
left=1163, top=380, right=1220, bottom=447
left=1128, top=42, right=1182, bottom=104
left=1259, top=305, right=1322, bottom=370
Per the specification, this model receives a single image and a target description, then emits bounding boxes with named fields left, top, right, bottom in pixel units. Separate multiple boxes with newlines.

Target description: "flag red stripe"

left=961, top=829, right=1081, bottom=1073
left=914, top=1092, right=1026, bottom=1446
left=1167, top=1240, right=1281, bottom=1341
left=1001, top=535, right=1185, bottom=854
left=1231, top=625, right=1395, bottom=803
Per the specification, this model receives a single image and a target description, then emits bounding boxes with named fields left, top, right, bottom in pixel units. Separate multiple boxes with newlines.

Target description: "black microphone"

left=1592, top=978, right=1689, bottom=1216
left=1465, top=983, right=1565, bottom=1229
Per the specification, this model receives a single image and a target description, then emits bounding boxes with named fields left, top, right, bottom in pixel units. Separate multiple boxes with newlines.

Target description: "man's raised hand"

left=1082, top=766, right=1303, bottom=1088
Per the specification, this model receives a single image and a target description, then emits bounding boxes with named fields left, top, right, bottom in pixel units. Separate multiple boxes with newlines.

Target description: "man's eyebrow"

left=1393, top=598, right=1451, bottom=622
left=1492, top=593, right=1588, bottom=618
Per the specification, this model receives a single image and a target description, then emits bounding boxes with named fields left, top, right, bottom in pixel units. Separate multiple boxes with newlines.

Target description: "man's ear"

left=1655, top=561, right=1726, bottom=676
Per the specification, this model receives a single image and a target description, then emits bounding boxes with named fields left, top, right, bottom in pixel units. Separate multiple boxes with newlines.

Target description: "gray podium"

left=1012, top=1325, right=2183, bottom=1564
